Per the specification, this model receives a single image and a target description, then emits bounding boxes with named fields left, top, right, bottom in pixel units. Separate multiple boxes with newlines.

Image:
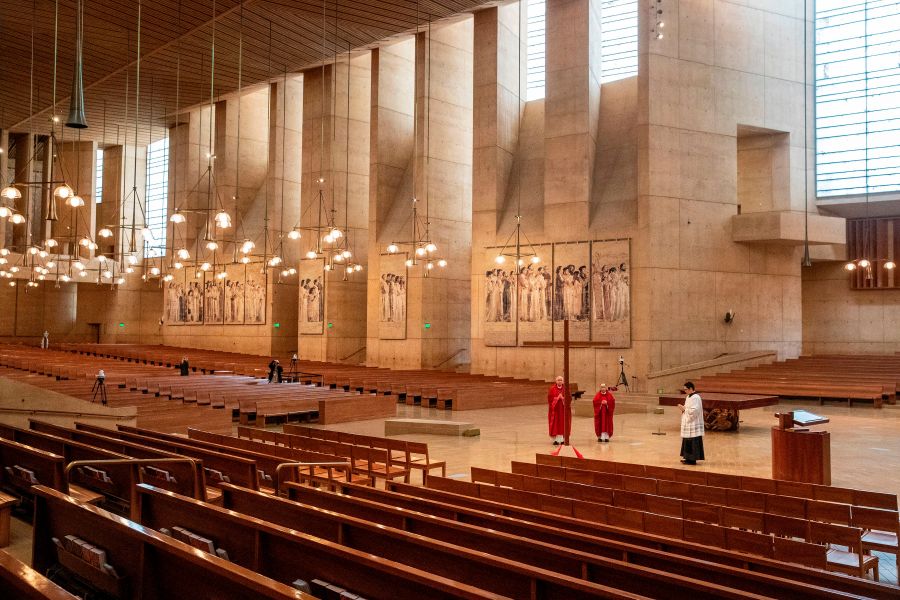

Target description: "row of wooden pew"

left=4, top=418, right=900, bottom=598
left=694, top=354, right=900, bottom=407
left=439, top=455, right=900, bottom=581
left=59, top=342, right=578, bottom=410
left=0, top=345, right=397, bottom=429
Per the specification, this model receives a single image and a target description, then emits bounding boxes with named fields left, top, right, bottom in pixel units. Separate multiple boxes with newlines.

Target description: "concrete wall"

left=803, top=262, right=900, bottom=354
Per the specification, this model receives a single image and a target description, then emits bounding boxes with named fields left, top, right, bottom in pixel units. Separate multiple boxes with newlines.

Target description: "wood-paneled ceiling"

left=0, top=0, right=495, bottom=146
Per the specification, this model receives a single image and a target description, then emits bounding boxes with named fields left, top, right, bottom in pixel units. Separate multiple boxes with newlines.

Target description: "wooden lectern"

left=771, top=410, right=831, bottom=485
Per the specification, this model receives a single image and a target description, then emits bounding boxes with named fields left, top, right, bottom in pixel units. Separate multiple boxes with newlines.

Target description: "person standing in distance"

left=547, top=376, right=568, bottom=445
left=679, top=381, right=705, bottom=465
left=592, top=383, right=616, bottom=442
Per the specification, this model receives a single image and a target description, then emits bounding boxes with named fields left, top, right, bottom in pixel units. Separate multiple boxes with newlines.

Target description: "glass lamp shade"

left=125, top=267, right=134, bottom=274
left=341, top=250, right=352, bottom=259
left=345, top=266, right=353, bottom=274
left=7, top=281, right=15, bottom=287
left=46, top=261, right=56, bottom=269
left=98, top=227, right=113, bottom=238
left=61, top=275, right=71, bottom=282
left=425, top=242, right=437, bottom=253
left=885, top=261, right=897, bottom=270
left=240, top=241, right=255, bottom=254
left=0, top=185, right=21, bottom=200
left=170, top=211, right=186, bottom=224
left=353, top=264, right=362, bottom=272
left=334, top=254, right=344, bottom=263
left=323, top=234, right=334, bottom=244
left=324, top=264, right=332, bottom=271
left=844, top=262, right=857, bottom=271
left=200, top=262, right=211, bottom=271
left=415, top=246, right=427, bottom=257
left=288, top=229, right=301, bottom=240
left=426, top=261, right=434, bottom=270
left=404, top=259, right=414, bottom=268
left=9, top=213, right=25, bottom=224
left=149, top=267, right=161, bottom=276
left=858, top=259, right=871, bottom=268
left=173, top=262, right=183, bottom=270
left=205, top=240, right=219, bottom=251
left=9, top=266, right=19, bottom=273
left=216, top=271, right=227, bottom=279
left=387, top=243, right=399, bottom=254
left=268, top=256, right=282, bottom=266
left=38, top=250, right=48, bottom=258
left=116, top=278, right=126, bottom=285
left=494, top=254, right=506, bottom=264
left=531, top=255, right=541, bottom=264
left=214, top=210, right=231, bottom=228
left=102, top=270, right=113, bottom=279
left=0, top=249, right=8, bottom=256
left=54, top=184, right=73, bottom=199
left=281, top=269, right=290, bottom=277
left=177, top=248, right=191, bottom=260
left=240, top=256, right=250, bottom=264
left=67, top=195, right=85, bottom=208
left=329, top=228, right=343, bottom=239
left=305, top=250, right=317, bottom=259
left=0, top=258, right=6, bottom=265
left=28, top=246, right=39, bottom=255
left=438, top=259, right=447, bottom=268
left=72, top=262, right=84, bottom=271
left=78, top=271, right=87, bottom=277
left=289, top=268, right=297, bottom=275
left=46, top=238, right=58, bottom=247
left=127, top=254, right=138, bottom=265
left=0, top=207, right=11, bottom=218
left=79, top=237, right=92, bottom=247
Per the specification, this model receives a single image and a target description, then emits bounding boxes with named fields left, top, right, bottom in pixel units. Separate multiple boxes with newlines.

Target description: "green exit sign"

left=118, top=323, right=125, bottom=328
left=273, top=322, right=280, bottom=328
left=424, top=323, right=431, bottom=329
left=328, top=322, right=334, bottom=328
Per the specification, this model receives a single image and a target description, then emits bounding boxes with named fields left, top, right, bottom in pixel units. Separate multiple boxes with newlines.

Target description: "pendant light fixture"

left=493, top=2, right=541, bottom=271
left=383, top=7, right=447, bottom=274
left=65, top=0, right=88, bottom=129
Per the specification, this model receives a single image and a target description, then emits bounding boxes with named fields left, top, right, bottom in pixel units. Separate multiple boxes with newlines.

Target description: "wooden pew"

left=137, top=483, right=651, bottom=599
left=538, top=455, right=899, bottom=511
left=72, top=422, right=258, bottom=491
left=0, top=549, right=78, bottom=599
left=352, top=482, right=900, bottom=599
left=219, top=482, right=802, bottom=599
left=30, top=486, right=313, bottom=600
left=269, top=483, right=874, bottom=599
left=135, top=483, right=602, bottom=600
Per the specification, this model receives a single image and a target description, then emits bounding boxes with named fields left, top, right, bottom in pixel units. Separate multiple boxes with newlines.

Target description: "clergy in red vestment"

left=547, top=376, right=568, bottom=445
left=592, top=383, right=617, bottom=442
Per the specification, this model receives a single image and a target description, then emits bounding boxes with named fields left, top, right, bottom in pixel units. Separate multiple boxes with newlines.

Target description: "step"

left=384, top=418, right=479, bottom=437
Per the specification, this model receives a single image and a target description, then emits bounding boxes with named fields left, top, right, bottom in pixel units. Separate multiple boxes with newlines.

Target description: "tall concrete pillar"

left=54, top=140, right=97, bottom=258
left=0, top=130, right=10, bottom=248
left=299, top=55, right=371, bottom=363
left=543, top=0, right=602, bottom=235
left=12, top=133, right=35, bottom=250
left=366, top=39, right=416, bottom=366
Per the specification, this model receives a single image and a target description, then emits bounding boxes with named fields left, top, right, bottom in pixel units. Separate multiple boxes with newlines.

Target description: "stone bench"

left=385, top=418, right=479, bottom=437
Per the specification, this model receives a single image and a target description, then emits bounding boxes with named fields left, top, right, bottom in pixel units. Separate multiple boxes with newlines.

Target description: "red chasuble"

left=592, top=390, right=616, bottom=437
left=547, top=384, right=568, bottom=437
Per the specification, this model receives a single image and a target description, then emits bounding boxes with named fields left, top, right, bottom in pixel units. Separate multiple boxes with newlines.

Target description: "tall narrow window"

left=600, top=0, right=638, bottom=82
left=816, top=1, right=900, bottom=197
left=95, top=148, right=103, bottom=204
left=526, top=0, right=546, bottom=101
left=144, top=138, right=169, bottom=257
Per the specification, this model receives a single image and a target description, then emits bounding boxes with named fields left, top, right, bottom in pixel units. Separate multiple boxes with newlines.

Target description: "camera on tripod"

left=92, top=370, right=108, bottom=405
